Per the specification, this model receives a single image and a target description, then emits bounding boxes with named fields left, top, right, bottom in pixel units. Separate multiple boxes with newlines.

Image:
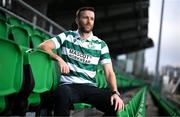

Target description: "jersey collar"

left=75, top=30, right=93, bottom=42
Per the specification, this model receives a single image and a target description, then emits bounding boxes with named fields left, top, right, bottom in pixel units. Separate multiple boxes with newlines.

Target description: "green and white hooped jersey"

left=51, top=30, right=111, bottom=86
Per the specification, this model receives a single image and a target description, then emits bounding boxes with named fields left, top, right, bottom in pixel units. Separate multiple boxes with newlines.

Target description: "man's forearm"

left=39, top=43, right=61, bottom=62
left=107, top=73, right=118, bottom=92
left=103, top=64, right=119, bottom=93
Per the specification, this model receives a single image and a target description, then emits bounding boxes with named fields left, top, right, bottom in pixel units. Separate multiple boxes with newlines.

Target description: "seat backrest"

left=30, top=34, right=44, bottom=48
left=7, top=16, right=21, bottom=26
left=41, top=33, right=51, bottom=40
left=0, top=19, right=8, bottom=39
left=25, top=49, right=54, bottom=106
left=26, top=49, right=53, bottom=93
left=8, top=25, right=30, bottom=47
left=0, top=39, right=23, bottom=96
left=33, top=29, right=43, bottom=36
left=21, top=23, right=34, bottom=36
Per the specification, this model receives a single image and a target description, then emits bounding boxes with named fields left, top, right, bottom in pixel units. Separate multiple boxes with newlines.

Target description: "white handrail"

left=0, top=6, right=54, bottom=36
left=15, top=0, right=66, bottom=32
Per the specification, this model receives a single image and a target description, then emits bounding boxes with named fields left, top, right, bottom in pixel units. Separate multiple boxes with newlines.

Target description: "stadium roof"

left=28, top=0, right=154, bottom=57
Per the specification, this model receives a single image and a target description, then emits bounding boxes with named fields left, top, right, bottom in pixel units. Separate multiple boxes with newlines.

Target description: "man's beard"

left=79, top=25, right=93, bottom=33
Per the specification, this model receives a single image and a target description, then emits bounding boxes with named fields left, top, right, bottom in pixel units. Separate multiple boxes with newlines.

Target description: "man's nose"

left=87, top=18, right=92, bottom=24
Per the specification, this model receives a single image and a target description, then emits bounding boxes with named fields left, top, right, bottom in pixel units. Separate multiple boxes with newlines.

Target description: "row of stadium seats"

left=95, top=65, right=146, bottom=89
left=0, top=11, right=50, bottom=37
left=115, top=71, right=146, bottom=88
left=0, top=39, right=58, bottom=115
left=0, top=13, right=51, bottom=49
left=0, top=12, right=57, bottom=113
left=0, top=11, right=53, bottom=115
left=117, top=86, right=147, bottom=117
left=150, top=88, right=180, bottom=116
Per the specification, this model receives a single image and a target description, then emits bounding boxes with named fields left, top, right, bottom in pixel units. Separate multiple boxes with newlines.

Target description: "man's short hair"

left=76, top=7, right=95, bottom=18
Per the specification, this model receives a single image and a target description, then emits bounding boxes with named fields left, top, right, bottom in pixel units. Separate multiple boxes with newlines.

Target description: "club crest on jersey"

left=88, top=42, right=95, bottom=49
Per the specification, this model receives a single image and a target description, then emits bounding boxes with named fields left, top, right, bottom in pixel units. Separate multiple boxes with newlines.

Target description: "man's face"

left=77, top=10, right=95, bottom=33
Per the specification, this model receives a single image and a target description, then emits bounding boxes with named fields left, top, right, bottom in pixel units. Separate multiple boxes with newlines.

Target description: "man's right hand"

left=38, top=39, right=70, bottom=74
left=57, top=57, right=70, bottom=74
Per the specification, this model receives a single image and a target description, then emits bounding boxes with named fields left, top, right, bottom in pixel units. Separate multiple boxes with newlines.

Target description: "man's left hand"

left=111, top=94, right=124, bottom=111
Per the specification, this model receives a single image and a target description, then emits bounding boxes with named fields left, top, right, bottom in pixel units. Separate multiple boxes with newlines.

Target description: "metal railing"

left=0, top=0, right=66, bottom=36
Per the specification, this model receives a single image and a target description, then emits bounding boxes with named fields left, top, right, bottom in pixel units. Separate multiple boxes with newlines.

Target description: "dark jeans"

left=54, top=83, right=116, bottom=116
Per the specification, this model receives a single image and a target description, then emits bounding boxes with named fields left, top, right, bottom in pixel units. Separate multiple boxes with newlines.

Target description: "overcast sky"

left=145, top=0, right=180, bottom=73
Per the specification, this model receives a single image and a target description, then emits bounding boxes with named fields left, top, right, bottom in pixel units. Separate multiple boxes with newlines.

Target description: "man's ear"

left=75, top=17, right=78, bottom=25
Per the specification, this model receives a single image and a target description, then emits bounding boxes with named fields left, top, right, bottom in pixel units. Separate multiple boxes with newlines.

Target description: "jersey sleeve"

left=99, top=41, right=112, bottom=65
left=50, top=32, right=66, bottom=49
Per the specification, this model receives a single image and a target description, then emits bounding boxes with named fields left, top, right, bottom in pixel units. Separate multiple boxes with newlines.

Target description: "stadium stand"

left=0, top=0, right=179, bottom=116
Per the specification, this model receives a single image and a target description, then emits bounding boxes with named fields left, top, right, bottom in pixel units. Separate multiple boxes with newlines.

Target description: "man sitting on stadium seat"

left=39, top=6, right=124, bottom=116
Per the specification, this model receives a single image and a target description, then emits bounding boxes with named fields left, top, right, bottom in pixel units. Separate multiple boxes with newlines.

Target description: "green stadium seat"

left=33, top=29, right=43, bottom=36
left=0, top=19, right=9, bottom=39
left=39, top=61, right=60, bottom=116
left=0, top=39, right=24, bottom=113
left=8, top=25, right=30, bottom=47
left=7, top=16, right=22, bottom=26
left=21, top=23, right=34, bottom=36
left=117, top=107, right=129, bottom=117
left=30, top=34, right=44, bottom=48
left=73, top=103, right=92, bottom=109
left=25, top=49, right=54, bottom=108
left=41, top=33, right=51, bottom=40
